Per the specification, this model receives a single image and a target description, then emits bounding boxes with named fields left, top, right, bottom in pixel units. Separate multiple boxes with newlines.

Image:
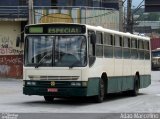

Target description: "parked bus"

left=23, top=23, right=151, bottom=103
left=152, top=48, right=160, bottom=70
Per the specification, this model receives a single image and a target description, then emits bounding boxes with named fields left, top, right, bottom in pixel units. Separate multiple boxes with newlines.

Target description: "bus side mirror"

left=90, top=33, right=96, bottom=45
left=16, top=36, right=21, bottom=47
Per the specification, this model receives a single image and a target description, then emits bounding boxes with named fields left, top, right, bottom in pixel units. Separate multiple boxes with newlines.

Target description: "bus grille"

left=29, top=76, right=79, bottom=80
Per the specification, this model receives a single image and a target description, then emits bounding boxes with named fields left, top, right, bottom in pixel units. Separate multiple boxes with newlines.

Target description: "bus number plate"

left=48, top=88, right=58, bottom=92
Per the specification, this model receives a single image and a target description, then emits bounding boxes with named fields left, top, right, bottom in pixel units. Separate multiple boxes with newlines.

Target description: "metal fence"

left=0, top=6, right=28, bottom=20
left=0, top=6, right=119, bottom=30
left=34, top=6, right=119, bottom=30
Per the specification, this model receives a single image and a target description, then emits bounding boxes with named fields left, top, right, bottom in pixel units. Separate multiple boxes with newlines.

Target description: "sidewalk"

left=151, top=71, right=160, bottom=81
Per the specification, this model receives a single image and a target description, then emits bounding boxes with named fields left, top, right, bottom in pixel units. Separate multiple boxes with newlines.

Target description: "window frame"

left=114, top=35, right=122, bottom=58
left=104, top=33, right=114, bottom=58
left=95, top=31, right=103, bottom=57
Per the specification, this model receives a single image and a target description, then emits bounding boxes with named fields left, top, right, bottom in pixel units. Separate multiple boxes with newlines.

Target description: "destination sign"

left=25, top=24, right=86, bottom=34
left=29, top=27, right=43, bottom=33
left=48, top=27, right=82, bottom=34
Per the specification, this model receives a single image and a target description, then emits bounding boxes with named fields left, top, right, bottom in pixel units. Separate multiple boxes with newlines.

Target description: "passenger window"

left=123, top=37, right=130, bottom=59
left=144, top=41, right=150, bottom=60
left=123, top=37, right=130, bottom=48
left=138, top=40, right=144, bottom=59
left=104, top=33, right=113, bottom=58
left=131, top=38, right=137, bottom=48
left=88, top=30, right=95, bottom=56
left=114, top=35, right=122, bottom=58
left=131, top=38, right=138, bottom=59
left=115, top=35, right=122, bottom=47
left=144, top=41, right=150, bottom=50
left=138, top=40, right=144, bottom=49
left=104, top=33, right=113, bottom=45
left=96, top=32, right=103, bottom=44
left=96, top=32, right=103, bottom=57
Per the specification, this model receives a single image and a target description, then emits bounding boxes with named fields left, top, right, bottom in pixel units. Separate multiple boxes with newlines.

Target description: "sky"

left=124, top=0, right=144, bottom=8
left=132, top=0, right=144, bottom=7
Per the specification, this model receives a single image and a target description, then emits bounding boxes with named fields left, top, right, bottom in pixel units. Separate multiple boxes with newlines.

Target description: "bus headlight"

left=26, top=81, right=36, bottom=86
left=71, top=82, right=81, bottom=86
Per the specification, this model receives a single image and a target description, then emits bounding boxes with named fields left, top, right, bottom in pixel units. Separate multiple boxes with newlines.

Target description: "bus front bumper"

left=23, top=80, right=88, bottom=97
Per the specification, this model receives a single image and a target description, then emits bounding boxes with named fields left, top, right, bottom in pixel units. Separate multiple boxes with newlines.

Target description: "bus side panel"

left=121, top=76, right=134, bottom=91
left=107, top=76, right=134, bottom=93
left=122, top=59, right=132, bottom=78
left=86, top=77, right=100, bottom=96
left=140, top=75, right=151, bottom=88
left=107, top=77, right=119, bottom=93
left=140, top=59, right=151, bottom=88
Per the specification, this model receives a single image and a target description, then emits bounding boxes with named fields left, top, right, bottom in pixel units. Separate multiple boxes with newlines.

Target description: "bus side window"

left=96, top=31, right=103, bottom=57
left=88, top=30, right=96, bottom=56
left=123, top=37, right=130, bottom=59
left=104, top=33, right=113, bottom=58
left=138, top=39, right=144, bottom=60
left=88, top=30, right=96, bottom=67
left=131, top=38, right=138, bottom=59
left=144, top=41, right=150, bottom=60
left=114, top=35, right=122, bottom=58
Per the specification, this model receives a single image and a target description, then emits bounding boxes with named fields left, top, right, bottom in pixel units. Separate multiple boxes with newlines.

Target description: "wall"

left=0, top=21, right=23, bottom=78
left=151, top=38, right=160, bottom=50
left=35, top=7, right=119, bottom=31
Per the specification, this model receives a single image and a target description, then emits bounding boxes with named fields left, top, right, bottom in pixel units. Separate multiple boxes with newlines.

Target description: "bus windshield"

left=25, top=35, right=87, bottom=67
left=152, top=51, right=160, bottom=57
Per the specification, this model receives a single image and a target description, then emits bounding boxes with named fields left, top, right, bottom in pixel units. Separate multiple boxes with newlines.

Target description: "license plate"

left=47, top=88, right=58, bottom=92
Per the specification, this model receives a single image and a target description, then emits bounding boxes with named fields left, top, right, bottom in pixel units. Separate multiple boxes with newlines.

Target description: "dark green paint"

left=87, top=78, right=100, bottom=96
left=23, top=87, right=87, bottom=97
left=23, top=75, right=151, bottom=97
left=107, top=75, right=151, bottom=93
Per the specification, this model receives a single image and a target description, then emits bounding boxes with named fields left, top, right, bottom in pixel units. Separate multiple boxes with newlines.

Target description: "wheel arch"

left=101, top=72, right=108, bottom=94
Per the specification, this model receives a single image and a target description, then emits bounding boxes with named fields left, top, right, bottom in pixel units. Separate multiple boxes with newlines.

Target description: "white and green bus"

left=23, top=23, right=151, bottom=103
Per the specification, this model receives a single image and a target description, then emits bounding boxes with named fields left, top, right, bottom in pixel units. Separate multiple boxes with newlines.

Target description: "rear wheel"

left=94, top=79, right=105, bottom=103
left=44, top=96, right=54, bottom=102
left=129, top=75, right=139, bottom=96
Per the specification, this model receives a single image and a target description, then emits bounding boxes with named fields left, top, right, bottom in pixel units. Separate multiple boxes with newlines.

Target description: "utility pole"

left=28, top=0, right=34, bottom=24
left=119, top=0, right=123, bottom=31
left=127, top=0, right=133, bottom=33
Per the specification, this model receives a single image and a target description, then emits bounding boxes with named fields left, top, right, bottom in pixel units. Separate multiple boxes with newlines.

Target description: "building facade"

left=0, top=0, right=27, bottom=78
left=0, top=0, right=120, bottom=78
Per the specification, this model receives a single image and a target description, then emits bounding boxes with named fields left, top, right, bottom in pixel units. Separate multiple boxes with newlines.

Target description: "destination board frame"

left=25, top=24, right=86, bottom=34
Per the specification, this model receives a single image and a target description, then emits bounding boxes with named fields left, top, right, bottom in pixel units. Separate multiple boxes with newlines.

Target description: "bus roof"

left=26, top=23, right=150, bottom=41
left=85, top=24, right=150, bottom=41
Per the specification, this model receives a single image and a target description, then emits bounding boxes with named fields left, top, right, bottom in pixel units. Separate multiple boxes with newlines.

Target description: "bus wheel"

left=94, top=79, right=105, bottom=103
left=44, top=96, right=54, bottom=102
left=130, top=75, right=139, bottom=96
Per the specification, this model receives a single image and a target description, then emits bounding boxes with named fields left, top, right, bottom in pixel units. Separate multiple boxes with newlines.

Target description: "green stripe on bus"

left=86, top=75, right=151, bottom=95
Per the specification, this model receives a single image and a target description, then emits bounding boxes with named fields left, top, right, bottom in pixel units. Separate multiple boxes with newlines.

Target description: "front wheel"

left=94, top=79, right=105, bottom=103
left=44, top=96, right=54, bottom=102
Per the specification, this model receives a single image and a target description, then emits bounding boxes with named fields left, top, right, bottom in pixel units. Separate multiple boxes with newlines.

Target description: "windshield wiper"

left=35, top=54, right=50, bottom=68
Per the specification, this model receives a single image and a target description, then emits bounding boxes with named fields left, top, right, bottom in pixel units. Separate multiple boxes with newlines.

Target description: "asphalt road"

left=0, top=72, right=160, bottom=119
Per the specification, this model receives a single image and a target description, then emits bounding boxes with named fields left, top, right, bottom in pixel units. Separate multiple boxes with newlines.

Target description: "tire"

left=94, top=79, right=105, bottom=103
left=130, top=75, right=139, bottom=96
left=44, top=96, right=54, bottom=102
